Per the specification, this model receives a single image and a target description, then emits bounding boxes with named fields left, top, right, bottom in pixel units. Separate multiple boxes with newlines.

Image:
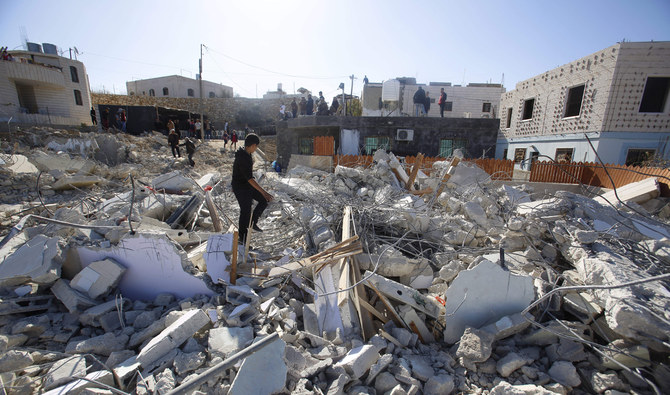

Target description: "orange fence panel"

left=334, top=155, right=374, bottom=169
left=313, top=136, right=334, bottom=156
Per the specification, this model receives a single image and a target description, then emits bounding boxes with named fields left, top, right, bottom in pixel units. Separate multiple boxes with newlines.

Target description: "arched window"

left=187, top=88, right=194, bottom=97
left=149, top=89, right=155, bottom=97
left=163, top=87, right=169, bottom=96
left=209, top=92, right=215, bottom=98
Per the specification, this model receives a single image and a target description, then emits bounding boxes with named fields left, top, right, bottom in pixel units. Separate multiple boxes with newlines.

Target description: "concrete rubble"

left=0, top=126, right=669, bottom=394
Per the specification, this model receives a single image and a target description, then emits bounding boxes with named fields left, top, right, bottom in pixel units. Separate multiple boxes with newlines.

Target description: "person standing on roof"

left=291, top=98, right=298, bottom=118
left=424, top=91, right=431, bottom=116
left=306, top=94, right=314, bottom=115
left=438, top=88, right=447, bottom=118
left=232, top=133, right=274, bottom=244
left=413, top=86, right=426, bottom=117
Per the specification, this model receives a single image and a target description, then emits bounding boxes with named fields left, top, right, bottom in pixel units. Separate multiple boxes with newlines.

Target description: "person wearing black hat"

left=232, top=133, right=274, bottom=243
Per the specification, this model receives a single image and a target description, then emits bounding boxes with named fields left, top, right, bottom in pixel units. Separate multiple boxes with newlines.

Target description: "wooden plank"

left=352, top=256, right=376, bottom=340
left=204, top=191, right=223, bottom=232
left=358, top=297, right=389, bottom=324
left=405, top=153, right=424, bottom=190
left=364, top=271, right=442, bottom=318
left=365, top=280, right=406, bottom=328
left=337, top=206, right=353, bottom=307
left=230, top=231, right=238, bottom=285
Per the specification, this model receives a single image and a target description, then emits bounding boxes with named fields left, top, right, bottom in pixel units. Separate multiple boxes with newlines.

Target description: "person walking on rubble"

left=168, top=128, right=181, bottom=158
left=223, top=130, right=230, bottom=150
left=231, top=130, right=238, bottom=150
left=181, top=137, right=196, bottom=166
left=90, top=107, right=97, bottom=125
left=232, top=133, right=274, bottom=244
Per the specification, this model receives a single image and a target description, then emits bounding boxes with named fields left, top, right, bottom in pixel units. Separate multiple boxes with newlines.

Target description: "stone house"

left=498, top=41, right=670, bottom=169
left=126, top=75, right=233, bottom=99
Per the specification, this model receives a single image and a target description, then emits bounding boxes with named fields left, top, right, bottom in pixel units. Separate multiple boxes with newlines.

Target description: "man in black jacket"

left=438, top=88, right=447, bottom=117
left=232, top=134, right=274, bottom=243
left=413, top=86, right=426, bottom=116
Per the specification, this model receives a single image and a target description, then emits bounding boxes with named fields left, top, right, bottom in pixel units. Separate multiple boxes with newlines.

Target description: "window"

left=364, top=136, right=390, bottom=155
left=514, top=148, right=526, bottom=163
left=149, top=89, right=155, bottom=97
left=299, top=138, right=313, bottom=155
left=555, top=148, right=574, bottom=162
left=445, top=102, right=453, bottom=111
left=522, top=99, right=535, bottom=120
left=163, top=87, right=169, bottom=96
left=438, top=138, right=467, bottom=158
left=564, top=84, right=585, bottom=117
left=187, top=88, right=195, bottom=97
left=502, top=148, right=508, bottom=159
left=70, top=66, right=79, bottom=83
left=639, top=77, right=670, bottom=113
left=505, top=108, right=513, bottom=128
left=209, top=91, right=215, bottom=98
left=626, top=148, right=656, bottom=166
left=482, top=102, right=492, bottom=113
left=74, top=89, right=82, bottom=106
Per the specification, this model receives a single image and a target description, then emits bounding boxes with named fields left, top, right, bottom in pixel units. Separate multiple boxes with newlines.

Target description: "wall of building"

left=276, top=116, right=500, bottom=169
left=0, top=52, right=91, bottom=125
left=602, top=41, right=670, bottom=133
left=126, top=75, right=233, bottom=99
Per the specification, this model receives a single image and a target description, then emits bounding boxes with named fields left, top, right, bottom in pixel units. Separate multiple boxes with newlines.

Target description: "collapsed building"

left=0, top=126, right=669, bottom=394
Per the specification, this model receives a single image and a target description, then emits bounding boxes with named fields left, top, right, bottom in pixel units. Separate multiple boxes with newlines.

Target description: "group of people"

left=413, top=86, right=448, bottom=117
left=167, top=118, right=197, bottom=166
left=279, top=91, right=341, bottom=120
left=100, top=108, right=127, bottom=131
left=1, top=47, right=14, bottom=61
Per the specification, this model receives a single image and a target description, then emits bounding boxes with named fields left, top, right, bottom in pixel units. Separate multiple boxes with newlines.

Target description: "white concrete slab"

left=151, top=171, right=194, bottom=191
left=77, top=234, right=214, bottom=300
left=0, top=235, right=61, bottom=286
left=443, top=260, right=535, bottom=344
left=204, top=234, right=234, bottom=283
left=4, top=154, right=39, bottom=174
left=229, top=336, right=287, bottom=395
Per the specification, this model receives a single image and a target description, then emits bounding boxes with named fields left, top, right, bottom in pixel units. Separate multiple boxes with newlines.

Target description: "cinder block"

left=51, top=279, right=97, bottom=314
left=222, top=303, right=258, bottom=327
left=71, top=258, right=126, bottom=299
left=137, top=309, right=209, bottom=366
left=226, top=285, right=259, bottom=306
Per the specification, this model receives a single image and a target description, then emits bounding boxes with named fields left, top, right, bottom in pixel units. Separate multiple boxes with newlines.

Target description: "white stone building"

left=361, top=78, right=505, bottom=118
left=0, top=46, right=92, bottom=126
left=498, top=41, right=670, bottom=168
left=126, top=75, right=233, bottom=99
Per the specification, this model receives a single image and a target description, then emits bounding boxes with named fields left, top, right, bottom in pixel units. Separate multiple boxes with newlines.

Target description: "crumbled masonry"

left=0, top=126, right=669, bottom=394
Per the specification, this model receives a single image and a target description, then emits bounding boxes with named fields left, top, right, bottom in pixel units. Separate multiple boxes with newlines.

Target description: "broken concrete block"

left=443, top=260, right=534, bottom=344
left=0, top=350, right=33, bottom=373
left=364, top=271, right=442, bottom=318
left=590, top=371, right=628, bottom=393
left=0, top=334, right=28, bottom=352
left=546, top=339, right=587, bottom=363
left=480, top=313, right=531, bottom=341
left=0, top=235, right=61, bottom=286
left=222, top=303, right=259, bottom=327
left=496, top=352, right=530, bottom=377
left=357, top=253, right=416, bottom=277
left=226, top=285, right=260, bottom=305
left=375, top=371, right=399, bottom=393
left=70, top=258, right=126, bottom=299
left=43, top=356, right=87, bottom=390
left=173, top=351, right=206, bottom=376
left=42, top=370, right=114, bottom=395
left=77, top=234, right=214, bottom=300
left=52, top=175, right=103, bottom=190
left=65, top=332, right=129, bottom=356
left=137, top=309, right=209, bottom=366
left=51, top=279, right=97, bottom=314
left=152, top=171, right=193, bottom=191
left=229, top=336, right=287, bottom=395
left=456, top=327, right=494, bottom=363
left=424, top=374, right=455, bottom=395
left=464, top=201, right=489, bottom=227
left=407, top=355, right=434, bottom=382
left=204, top=234, right=234, bottom=283
left=399, top=305, right=435, bottom=343
left=400, top=262, right=433, bottom=290
left=602, top=340, right=651, bottom=369
left=79, top=299, right=127, bottom=327
left=548, top=361, right=581, bottom=388
left=365, top=353, right=394, bottom=385
left=562, top=292, right=602, bottom=323
left=208, top=326, right=254, bottom=358
left=334, top=344, right=379, bottom=379
left=154, top=368, right=176, bottom=394
left=489, top=381, right=554, bottom=395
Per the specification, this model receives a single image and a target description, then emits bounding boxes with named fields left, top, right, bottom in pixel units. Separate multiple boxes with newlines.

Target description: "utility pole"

left=199, top=44, right=204, bottom=140
left=349, top=74, right=355, bottom=116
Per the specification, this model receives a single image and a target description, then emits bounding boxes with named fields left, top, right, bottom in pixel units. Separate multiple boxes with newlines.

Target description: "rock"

left=375, top=371, right=398, bottom=393
left=0, top=350, right=33, bottom=373
left=0, top=235, right=62, bottom=286
left=590, top=371, right=628, bottom=393
left=548, top=361, right=581, bottom=388
left=70, top=258, right=126, bottom=299
left=424, top=374, right=455, bottom=395
left=334, top=345, right=379, bottom=379
left=133, top=310, right=161, bottom=330
left=173, top=351, right=205, bottom=376
left=365, top=353, right=393, bottom=385
left=455, top=327, right=494, bottom=362
left=154, top=368, right=176, bottom=394
left=407, top=355, right=434, bottom=382
left=43, top=355, right=87, bottom=390
left=208, top=326, right=254, bottom=358
left=496, top=352, right=530, bottom=377
left=601, top=340, right=651, bottom=369
left=65, top=333, right=129, bottom=356
left=438, top=261, right=463, bottom=283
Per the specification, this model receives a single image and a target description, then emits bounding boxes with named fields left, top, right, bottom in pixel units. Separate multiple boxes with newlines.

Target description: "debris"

left=70, top=258, right=126, bottom=299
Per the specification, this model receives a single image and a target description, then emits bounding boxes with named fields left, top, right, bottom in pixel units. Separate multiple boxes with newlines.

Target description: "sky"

left=2, top=0, right=669, bottom=99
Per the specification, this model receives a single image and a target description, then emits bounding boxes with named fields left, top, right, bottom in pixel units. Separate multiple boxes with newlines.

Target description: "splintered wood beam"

left=435, top=157, right=461, bottom=199
left=352, top=256, right=376, bottom=340
left=230, top=231, right=239, bottom=285
left=406, top=153, right=424, bottom=190
left=365, top=280, right=406, bottom=329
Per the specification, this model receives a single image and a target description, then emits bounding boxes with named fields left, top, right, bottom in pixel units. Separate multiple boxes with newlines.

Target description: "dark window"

left=502, top=148, right=508, bottom=159
left=445, top=102, right=453, bottom=111
left=70, top=66, right=79, bottom=83
left=364, top=136, right=390, bottom=154
left=187, top=88, right=195, bottom=97
left=74, top=89, right=83, bottom=106
left=555, top=148, right=574, bottom=162
left=163, top=87, right=169, bottom=96
left=639, top=77, right=670, bottom=113
left=438, top=138, right=467, bottom=158
left=209, top=91, right=215, bottom=98
left=514, top=148, right=526, bottom=163
left=626, top=148, right=656, bottom=166
left=299, top=138, right=313, bottom=155
left=129, top=91, right=135, bottom=96
left=505, top=107, right=513, bottom=128
left=482, top=102, right=491, bottom=113
left=149, top=89, right=155, bottom=97
left=522, top=99, right=534, bottom=120
left=564, top=84, right=585, bottom=117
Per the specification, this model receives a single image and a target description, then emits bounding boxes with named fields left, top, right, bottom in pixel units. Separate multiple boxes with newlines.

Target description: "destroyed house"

left=498, top=41, right=670, bottom=168
left=276, top=116, right=499, bottom=169
left=0, top=44, right=92, bottom=126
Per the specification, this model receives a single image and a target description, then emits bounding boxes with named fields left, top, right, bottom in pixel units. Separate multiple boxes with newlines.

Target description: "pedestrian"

left=204, top=120, right=212, bottom=140
left=330, top=97, right=339, bottom=115
left=168, top=129, right=181, bottom=158
left=167, top=118, right=175, bottom=134
left=90, top=107, right=97, bottom=125
left=291, top=98, right=298, bottom=118
left=188, top=119, right=195, bottom=138
left=231, top=130, right=238, bottom=150
left=306, top=94, right=314, bottom=115
left=424, top=91, right=431, bottom=116
left=232, top=133, right=274, bottom=244
left=182, top=137, right=196, bottom=166
left=279, top=103, right=286, bottom=120
left=318, top=91, right=326, bottom=108
left=195, top=119, right=202, bottom=138
left=224, top=120, right=229, bottom=133
left=120, top=109, right=127, bottom=132
left=299, top=97, right=307, bottom=116
left=317, top=99, right=329, bottom=116
left=438, top=87, right=447, bottom=117
left=413, top=86, right=426, bottom=117
left=363, top=75, right=369, bottom=85
left=223, top=130, right=230, bottom=150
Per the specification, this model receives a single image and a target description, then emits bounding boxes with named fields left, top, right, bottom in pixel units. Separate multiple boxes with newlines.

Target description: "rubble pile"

left=0, top=127, right=669, bottom=394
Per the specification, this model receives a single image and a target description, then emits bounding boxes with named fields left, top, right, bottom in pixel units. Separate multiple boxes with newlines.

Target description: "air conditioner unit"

left=396, top=129, right=414, bottom=141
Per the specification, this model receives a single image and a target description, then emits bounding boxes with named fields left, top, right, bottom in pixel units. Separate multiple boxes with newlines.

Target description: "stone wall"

left=92, top=93, right=286, bottom=131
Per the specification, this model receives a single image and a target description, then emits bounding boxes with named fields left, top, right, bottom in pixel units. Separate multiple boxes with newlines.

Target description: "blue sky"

left=2, top=0, right=669, bottom=99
